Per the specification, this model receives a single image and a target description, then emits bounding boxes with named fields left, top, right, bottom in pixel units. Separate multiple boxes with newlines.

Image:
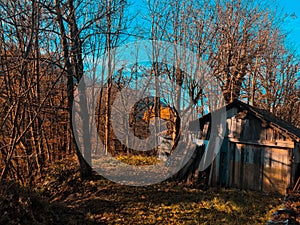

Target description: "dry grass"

left=0, top=158, right=284, bottom=225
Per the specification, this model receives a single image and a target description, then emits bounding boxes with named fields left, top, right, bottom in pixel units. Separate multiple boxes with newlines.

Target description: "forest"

left=0, top=0, right=299, bottom=224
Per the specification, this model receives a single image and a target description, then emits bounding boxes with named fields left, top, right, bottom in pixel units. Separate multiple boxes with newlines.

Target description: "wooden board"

left=227, top=143, right=291, bottom=194
left=262, top=147, right=291, bottom=194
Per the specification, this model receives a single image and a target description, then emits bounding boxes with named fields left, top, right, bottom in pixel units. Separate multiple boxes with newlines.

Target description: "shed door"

left=230, top=143, right=263, bottom=191
left=262, top=147, right=291, bottom=194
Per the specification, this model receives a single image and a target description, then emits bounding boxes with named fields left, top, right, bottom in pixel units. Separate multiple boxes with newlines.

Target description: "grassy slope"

left=0, top=158, right=283, bottom=225
left=59, top=180, right=282, bottom=225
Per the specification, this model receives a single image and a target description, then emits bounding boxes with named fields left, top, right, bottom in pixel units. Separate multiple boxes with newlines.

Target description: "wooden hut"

left=189, top=100, right=300, bottom=194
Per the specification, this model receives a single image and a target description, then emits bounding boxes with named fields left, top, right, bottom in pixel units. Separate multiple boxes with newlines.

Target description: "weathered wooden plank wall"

left=263, top=147, right=291, bottom=193
left=189, top=102, right=299, bottom=193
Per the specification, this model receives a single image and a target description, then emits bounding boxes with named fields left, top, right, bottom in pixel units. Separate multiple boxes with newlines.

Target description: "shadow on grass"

left=0, top=180, right=100, bottom=225
left=53, top=177, right=283, bottom=224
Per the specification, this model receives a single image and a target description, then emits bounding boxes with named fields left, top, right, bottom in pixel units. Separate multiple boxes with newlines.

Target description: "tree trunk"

left=55, top=0, right=92, bottom=179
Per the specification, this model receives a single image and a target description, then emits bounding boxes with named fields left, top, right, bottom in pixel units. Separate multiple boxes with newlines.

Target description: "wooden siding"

left=230, top=144, right=263, bottom=191
left=212, top=142, right=292, bottom=194
left=192, top=101, right=299, bottom=194
left=262, top=147, right=291, bottom=193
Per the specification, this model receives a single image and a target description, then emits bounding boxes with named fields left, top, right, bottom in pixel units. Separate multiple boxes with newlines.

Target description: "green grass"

left=116, top=155, right=160, bottom=166
left=36, top=158, right=284, bottom=225
left=52, top=179, right=283, bottom=225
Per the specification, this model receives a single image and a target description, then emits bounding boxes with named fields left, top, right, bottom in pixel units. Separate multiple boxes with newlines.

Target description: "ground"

left=0, top=158, right=286, bottom=225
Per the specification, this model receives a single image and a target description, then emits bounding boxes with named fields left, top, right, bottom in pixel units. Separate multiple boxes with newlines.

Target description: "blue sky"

left=129, top=0, right=300, bottom=54
left=277, top=0, right=300, bottom=52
